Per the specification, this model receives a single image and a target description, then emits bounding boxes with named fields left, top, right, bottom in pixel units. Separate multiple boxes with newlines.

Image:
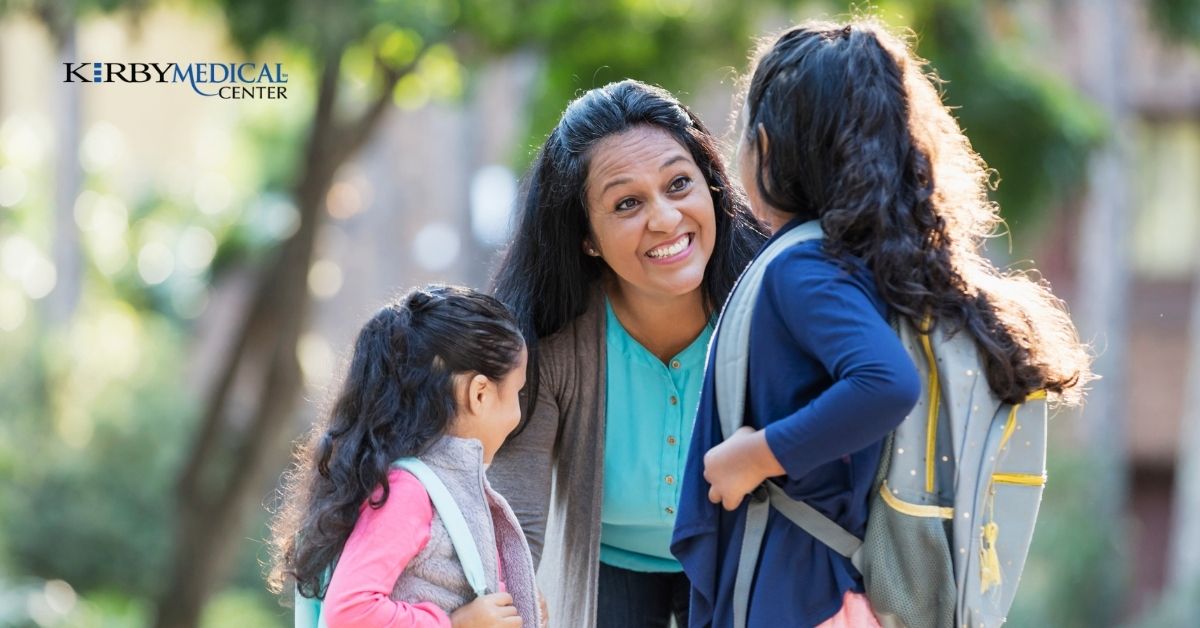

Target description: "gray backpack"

left=713, top=220, right=1049, bottom=628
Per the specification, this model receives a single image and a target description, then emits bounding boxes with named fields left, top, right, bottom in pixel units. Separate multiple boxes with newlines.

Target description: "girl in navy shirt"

left=672, top=19, right=1092, bottom=627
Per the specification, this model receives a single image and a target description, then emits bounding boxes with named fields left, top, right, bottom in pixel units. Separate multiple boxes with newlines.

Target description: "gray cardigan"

left=489, top=292, right=608, bottom=628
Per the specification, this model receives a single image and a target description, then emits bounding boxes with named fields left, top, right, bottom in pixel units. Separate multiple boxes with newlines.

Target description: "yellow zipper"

left=999, top=391, right=1047, bottom=454
left=1000, top=404, right=1020, bottom=452
left=992, top=472, right=1047, bottom=486
left=920, top=327, right=940, bottom=494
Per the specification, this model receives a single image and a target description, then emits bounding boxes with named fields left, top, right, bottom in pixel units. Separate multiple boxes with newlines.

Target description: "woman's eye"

left=616, top=198, right=639, bottom=211
left=668, top=176, right=692, bottom=192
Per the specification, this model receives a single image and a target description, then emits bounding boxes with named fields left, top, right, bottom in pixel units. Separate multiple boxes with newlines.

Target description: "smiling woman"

left=489, top=80, right=766, bottom=628
left=583, top=126, right=717, bottom=342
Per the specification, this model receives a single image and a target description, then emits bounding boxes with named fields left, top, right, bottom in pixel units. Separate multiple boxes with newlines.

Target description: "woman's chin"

left=642, top=270, right=707, bottom=301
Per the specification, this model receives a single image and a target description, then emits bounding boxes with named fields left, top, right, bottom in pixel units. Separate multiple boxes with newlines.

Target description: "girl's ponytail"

left=269, top=285, right=524, bottom=599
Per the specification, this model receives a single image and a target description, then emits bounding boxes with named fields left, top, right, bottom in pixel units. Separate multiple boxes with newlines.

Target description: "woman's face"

left=583, top=125, right=717, bottom=303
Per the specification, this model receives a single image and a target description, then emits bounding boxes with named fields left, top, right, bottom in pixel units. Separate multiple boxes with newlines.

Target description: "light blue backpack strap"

left=713, top=219, right=825, bottom=439
left=293, top=566, right=331, bottom=628
left=391, top=458, right=490, bottom=599
left=294, top=582, right=327, bottom=628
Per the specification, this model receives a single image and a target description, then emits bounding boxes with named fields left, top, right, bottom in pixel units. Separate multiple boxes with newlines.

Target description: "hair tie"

left=407, top=290, right=442, bottom=314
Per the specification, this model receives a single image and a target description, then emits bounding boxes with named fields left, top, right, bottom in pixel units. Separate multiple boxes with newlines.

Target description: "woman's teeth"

left=647, top=235, right=691, bottom=259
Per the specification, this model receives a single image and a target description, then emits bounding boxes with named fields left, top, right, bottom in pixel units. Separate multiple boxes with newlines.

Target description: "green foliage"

left=200, top=588, right=286, bottom=628
left=1148, top=0, right=1200, bottom=46
left=902, top=0, right=1105, bottom=232
left=512, top=0, right=775, bottom=152
left=201, top=0, right=801, bottom=166
left=0, top=313, right=190, bottom=597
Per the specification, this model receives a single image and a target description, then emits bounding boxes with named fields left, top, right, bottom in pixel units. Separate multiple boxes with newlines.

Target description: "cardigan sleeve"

left=760, top=251, right=921, bottom=480
left=488, top=344, right=561, bottom=569
left=323, top=469, right=452, bottom=628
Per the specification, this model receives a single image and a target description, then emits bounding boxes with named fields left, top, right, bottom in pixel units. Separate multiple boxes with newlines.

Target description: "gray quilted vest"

left=393, top=436, right=541, bottom=626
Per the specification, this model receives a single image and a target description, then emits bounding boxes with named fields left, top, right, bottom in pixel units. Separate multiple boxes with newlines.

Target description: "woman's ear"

left=582, top=239, right=601, bottom=257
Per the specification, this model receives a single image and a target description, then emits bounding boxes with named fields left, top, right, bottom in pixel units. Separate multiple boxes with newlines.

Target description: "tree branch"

left=329, top=46, right=432, bottom=168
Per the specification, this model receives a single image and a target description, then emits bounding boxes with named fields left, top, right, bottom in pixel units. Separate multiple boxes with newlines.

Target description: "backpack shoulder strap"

left=294, top=582, right=327, bottom=628
left=391, top=457, right=490, bottom=598
left=713, top=219, right=825, bottom=440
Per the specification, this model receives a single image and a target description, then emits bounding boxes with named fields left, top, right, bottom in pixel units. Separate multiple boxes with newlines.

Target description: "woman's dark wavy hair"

left=492, top=79, right=766, bottom=414
left=267, top=285, right=524, bottom=599
left=742, top=19, right=1093, bottom=405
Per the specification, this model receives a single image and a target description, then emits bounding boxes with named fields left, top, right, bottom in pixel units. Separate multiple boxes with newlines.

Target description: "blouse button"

left=665, top=475, right=675, bottom=485
left=669, top=395, right=678, bottom=405
left=667, top=435, right=677, bottom=446
left=670, top=359, right=681, bottom=369
left=665, top=506, right=675, bottom=515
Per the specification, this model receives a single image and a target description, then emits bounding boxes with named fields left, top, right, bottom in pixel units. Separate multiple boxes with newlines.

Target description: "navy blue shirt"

left=671, top=219, right=920, bottom=627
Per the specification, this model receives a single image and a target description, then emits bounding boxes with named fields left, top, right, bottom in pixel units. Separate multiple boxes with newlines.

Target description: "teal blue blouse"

left=600, top=298, right=713, bottom=572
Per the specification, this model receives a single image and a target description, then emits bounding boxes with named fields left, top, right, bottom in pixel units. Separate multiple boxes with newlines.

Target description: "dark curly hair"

left=742, top=19, right=1093, bottom=405
left=267, top=285, right=525, bottom=599
left=492, top=79, right=766, bottom=415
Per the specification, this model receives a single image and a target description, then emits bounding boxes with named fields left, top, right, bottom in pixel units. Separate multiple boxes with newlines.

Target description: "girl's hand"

left=537, top=588, right=549, bottom=628
left=450, top=592, right=522, bottom=628
left=703, top=426, right=786, bottom=511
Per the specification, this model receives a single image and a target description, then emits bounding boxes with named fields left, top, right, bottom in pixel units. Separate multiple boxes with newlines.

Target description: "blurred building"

left=1013, top=0, right=1200, bottom=615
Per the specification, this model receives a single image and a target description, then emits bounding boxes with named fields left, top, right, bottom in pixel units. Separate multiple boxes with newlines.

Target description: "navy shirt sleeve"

left=761, top=248, right=921, bottom=480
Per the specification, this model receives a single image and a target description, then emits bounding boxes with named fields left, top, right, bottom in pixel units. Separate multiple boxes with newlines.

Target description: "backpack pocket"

left=859, top=482, right=957, bottom=628
left=963, top=396, right=1048, bottom=624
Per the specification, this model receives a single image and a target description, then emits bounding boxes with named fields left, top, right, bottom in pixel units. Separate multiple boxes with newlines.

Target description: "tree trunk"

left=151, top=41, right=423, bottom=627
left=44, top=6, right=83, bottom=325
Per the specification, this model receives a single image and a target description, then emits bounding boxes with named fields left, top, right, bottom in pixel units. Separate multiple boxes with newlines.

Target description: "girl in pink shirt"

left=269, top=285, right=542, bottom=627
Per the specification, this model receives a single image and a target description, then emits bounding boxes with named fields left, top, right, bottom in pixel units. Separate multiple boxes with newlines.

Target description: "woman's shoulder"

left=537, top=291, right=605, bottom=364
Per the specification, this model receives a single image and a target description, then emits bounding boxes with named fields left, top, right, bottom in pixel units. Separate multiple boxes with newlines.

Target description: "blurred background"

left=0, top=0, right=1197, bottom=626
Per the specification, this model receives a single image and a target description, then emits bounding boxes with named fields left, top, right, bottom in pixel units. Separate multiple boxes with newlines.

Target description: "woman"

left=489, top=79, right=766, bottom=627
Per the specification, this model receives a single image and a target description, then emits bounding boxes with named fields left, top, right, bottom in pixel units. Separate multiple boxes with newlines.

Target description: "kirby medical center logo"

left=63, top=62, right=288, bottom=99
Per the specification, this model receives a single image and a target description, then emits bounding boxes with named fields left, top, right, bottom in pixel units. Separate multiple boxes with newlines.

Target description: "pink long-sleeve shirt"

left=322, top=469, right=506, bottom=627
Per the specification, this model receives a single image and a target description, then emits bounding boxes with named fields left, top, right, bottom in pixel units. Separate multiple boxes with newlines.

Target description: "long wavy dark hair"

left=267, top=285, right=525, bottom=599
left=742, top=19, right=1093, bottom=405
left=492, top=79, right=767, bottom=414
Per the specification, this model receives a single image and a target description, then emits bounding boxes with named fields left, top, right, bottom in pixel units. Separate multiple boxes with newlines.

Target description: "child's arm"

left=706, top=252, right=920, bottom=509
left=322, top=469, right=452, bottom=628
left=757, top=256, right=921, bottom=479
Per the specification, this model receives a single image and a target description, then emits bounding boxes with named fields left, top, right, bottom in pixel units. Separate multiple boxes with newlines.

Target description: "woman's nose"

left=646, top=198, right=683, bottom=232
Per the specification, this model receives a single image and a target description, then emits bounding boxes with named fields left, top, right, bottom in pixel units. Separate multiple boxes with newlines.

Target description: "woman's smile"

left=644, top=232, right=694, bottom=263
